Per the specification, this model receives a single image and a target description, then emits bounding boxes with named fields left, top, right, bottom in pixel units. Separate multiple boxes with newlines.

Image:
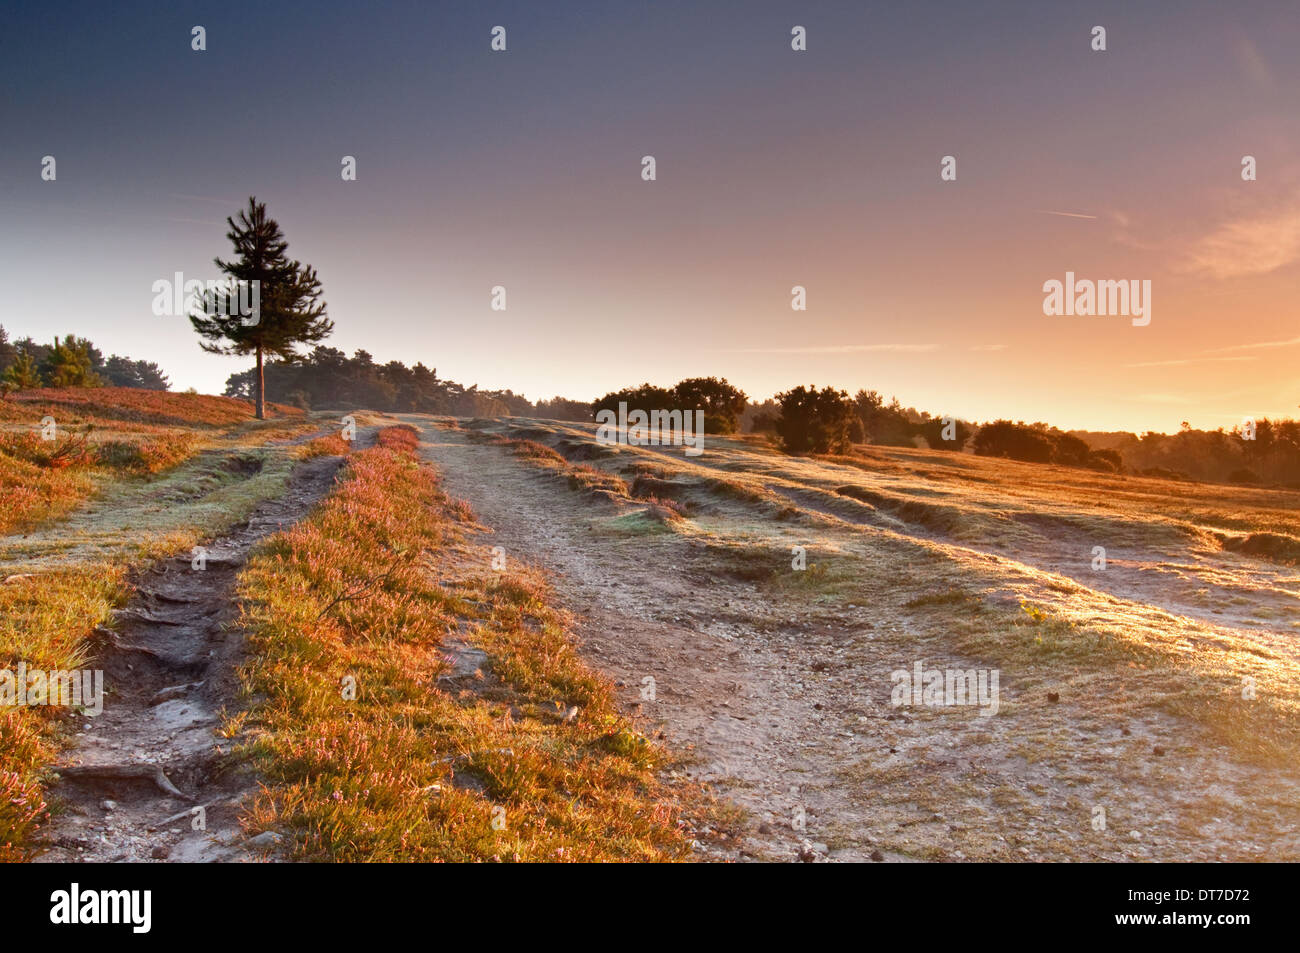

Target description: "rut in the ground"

left=36, top=454, right=346, bottom=863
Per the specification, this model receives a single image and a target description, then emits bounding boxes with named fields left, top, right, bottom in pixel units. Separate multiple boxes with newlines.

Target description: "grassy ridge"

left=0, top=387, right=303, bottom=429
left=0, top=389, right=322, bottom=861
left=0, top=388, right=307, bottom=535
left=235, top=425, right=694, bottom=861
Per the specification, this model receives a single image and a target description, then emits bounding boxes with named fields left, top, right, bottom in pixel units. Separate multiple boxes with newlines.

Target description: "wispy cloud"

left=1036, top=209, right=1097, bottom=220
left=1179, top=196, right=1300, bottom=279
left=727, top=344, right=939, bottom=355
left=162, top=217, right=222, bottom=227
left=970, top=344, right=1008, bottom=351
left=1231, top=31, right=1272, bottom=90
left=1123, top=356, right=1256, bottom=368
left=1207, top=335, right=1300, bottom=354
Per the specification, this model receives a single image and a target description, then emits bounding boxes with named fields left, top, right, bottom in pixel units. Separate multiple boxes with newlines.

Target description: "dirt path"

left=35, top=454, right=346, bottom=863
left=405, top=419, right=849, bottom=860
left=406, top=417, right=1300, bottom=863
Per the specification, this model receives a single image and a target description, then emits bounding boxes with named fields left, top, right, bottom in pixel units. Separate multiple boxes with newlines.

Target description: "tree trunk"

left=255, top=345, right=265, bottom=420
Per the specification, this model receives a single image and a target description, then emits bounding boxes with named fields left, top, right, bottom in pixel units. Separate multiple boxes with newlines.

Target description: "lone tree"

left=191, top=196, right=332, bottom=418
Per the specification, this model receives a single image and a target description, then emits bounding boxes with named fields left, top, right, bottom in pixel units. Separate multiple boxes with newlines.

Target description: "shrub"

left=0, top=429, right=94, bottom=470
left=670, top=377, right=747, bottom=433
left=1089, top=448, right=1124, bottom=471
left=774, top=385, right=857, bottom=455
left=853, top=390, right=915, bottom=446
left=1052, top=432, right=1093, bottom=467
left=973, top=421, right=1056, bottom=463
left=592, top=378, right=748, bottom=435
left=95, top=435, right=196, bottom=473
left=297, top=433, right=351, bottom=459
left=915, top=416, right=972, bottom=450
left=375, top=424, right=419, bottom=453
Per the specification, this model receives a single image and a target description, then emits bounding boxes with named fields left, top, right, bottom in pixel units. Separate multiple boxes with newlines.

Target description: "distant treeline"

left=7, top=327, right=1295, bottom=487
left=223, top=346, right=591, bottom=420
left=743, top=388, right=975, bottom=451
left=1075, top=423, right=1300, bottom=486
left=0, top=326, right=170, bottom=393
left=595, top=378, right=1300, bottom=487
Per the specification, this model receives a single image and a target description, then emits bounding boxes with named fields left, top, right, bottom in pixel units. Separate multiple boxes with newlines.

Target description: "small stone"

left=870, top=849, right=884, bottom=862
left=100, top=800, right=117, bottom=812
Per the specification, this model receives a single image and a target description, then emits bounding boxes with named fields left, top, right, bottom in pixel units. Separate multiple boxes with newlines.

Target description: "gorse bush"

left=773, top=385, right=857, bottom=455
left=974, top=421, right=1132, bottom=472
left=974, top=421, right=1057, bottom=463
left=592, top=377, right=748, bottom=434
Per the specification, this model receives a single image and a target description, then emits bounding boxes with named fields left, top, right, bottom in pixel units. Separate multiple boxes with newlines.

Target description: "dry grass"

left=234, top=425, right=695, bottom=861
left=0, top=389, right=337, bottom=860
left=492, top=417, right=1300, bottom=766
left=0, top=387, right=302, bottom=429
left=459, top=427, right=641, bottom=504
left=0, top=453, right=93, bottom=536
left=296, top=433, right=352, bottom=459
left=0, top=388, right=312, bottom=536
left=0, top=568, right=128, bottom=860
left=366, top=415, right=1300, bottom=860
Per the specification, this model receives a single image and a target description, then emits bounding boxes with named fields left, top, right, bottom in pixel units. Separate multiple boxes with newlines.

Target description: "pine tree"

left=40, top=336, right=101, bottom=387
left=190, top=196, right=332, bottom=418
left=2, top=352, right=43, bottom=391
